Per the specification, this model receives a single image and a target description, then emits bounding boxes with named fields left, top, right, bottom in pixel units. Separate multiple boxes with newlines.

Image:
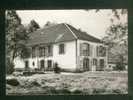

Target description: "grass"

left=6, top=71, right=128, bottom=95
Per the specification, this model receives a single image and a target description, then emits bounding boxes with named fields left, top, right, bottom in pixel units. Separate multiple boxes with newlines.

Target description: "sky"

left=16, top=9, right=127, bottom=39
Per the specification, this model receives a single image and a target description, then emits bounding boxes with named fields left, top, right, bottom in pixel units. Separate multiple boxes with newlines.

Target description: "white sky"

left=16, top=9, right=127, bottom=39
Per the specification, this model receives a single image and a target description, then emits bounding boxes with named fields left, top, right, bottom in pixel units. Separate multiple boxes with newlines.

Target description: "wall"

left=77, top=39, right=108, bottom=71
left=14, top=40, right=77, bottom=71
left=53, top=40, right=76, bottom=70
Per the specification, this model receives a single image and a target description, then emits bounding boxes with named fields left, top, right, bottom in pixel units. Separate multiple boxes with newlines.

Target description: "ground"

left=6, top=71, right=128, bottom=95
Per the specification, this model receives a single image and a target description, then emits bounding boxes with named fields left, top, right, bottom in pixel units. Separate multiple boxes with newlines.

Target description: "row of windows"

left=32, top=45, right=53, bottom=58
left=32, top=44, right=65, bottom=58
left=83, top=58, right=105, bottom=71
left=80, top=43, right=106, bottom=57
left=25, top=60, right=52, bottom=70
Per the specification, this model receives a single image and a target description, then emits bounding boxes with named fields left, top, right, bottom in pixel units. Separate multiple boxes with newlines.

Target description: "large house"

left=14, top=23, right=108, bottom=72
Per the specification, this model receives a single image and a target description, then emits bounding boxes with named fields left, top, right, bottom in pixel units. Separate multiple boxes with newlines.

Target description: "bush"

left=114, top=62, right=125, bottom=71
left=53, top=63, right=61, bottom=73
left=31, top=80, right=41, bottom=87
left=6, top=78, right=19, bottom=86
left=6, top=58, right=14, bottom=74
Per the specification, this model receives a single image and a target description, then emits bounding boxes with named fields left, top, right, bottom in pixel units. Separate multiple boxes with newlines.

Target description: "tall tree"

left=103, top=9, right=128, bottom=70
left=6, top=10, right=29, bottom=74
left=27, top=19, right=40, bottom=33
left=86, top=9, right=128, bottom=70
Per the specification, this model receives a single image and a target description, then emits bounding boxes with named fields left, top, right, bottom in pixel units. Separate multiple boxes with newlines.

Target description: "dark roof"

left=27, top=23, right=102, bottom=46
left=67, top=24, right=102, bottom=43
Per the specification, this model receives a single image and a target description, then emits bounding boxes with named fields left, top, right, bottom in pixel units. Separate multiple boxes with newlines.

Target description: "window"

left=47, top=60, right=52, bottom=69
left=100, top=59, right=104, bottom=67
left=81, top=43, right=90, bottom=56
left=32, top=62, right=35, bottom=66
left=93, top=59, right=97, bottom=66
left=98, top=46, right=106, bottom=57
left=39, top=47, right=45, bottom=57
left=48, top=45, right=53, bottom=56
left=40, top=60, right=45, bottom=69
left=59, top=44, right=65, bottom=54
left=83, top=58, right=90, bottom=71
left=25, top=61, right=29, bottom=69
left=32, top=47, right=36, bottom=58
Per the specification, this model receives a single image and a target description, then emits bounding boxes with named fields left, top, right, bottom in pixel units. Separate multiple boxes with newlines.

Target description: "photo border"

left=0, top=0, right=132, bottom=100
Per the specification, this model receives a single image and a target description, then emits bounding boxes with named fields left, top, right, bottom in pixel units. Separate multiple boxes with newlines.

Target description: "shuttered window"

left=48, top=45, right=53, bottom=56
left=99, top=59, right=104, bottom=71
left=90, top=45, right=93, bottom=57
left=59, top=44, right=65, bottom=54
left=98, top=46, right=106, bottom=57
left=80, top=43, right=90, bottom=56
left=39, top=47, right=45, bottom=57
left=25, top=60, right=29, bottom=69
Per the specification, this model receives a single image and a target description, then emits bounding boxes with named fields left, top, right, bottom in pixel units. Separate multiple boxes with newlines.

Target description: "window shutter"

left=80, top=43, right=83, bottom=56
left=51, top=45, right=53, bottom=56
left=97, top=46, right=99, bottom=57
left=90, top=45, right=93, bottom=57
left=45, top=46, right=48, bottom=57
left=88, top=44, right=90, bottom=56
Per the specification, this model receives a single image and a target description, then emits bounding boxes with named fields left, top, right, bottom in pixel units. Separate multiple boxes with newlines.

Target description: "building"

left=14, top=23, right=108, bottom=72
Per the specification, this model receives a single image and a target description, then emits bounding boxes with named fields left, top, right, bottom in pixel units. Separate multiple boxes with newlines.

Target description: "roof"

left=27, top=23, right=102, bottom=46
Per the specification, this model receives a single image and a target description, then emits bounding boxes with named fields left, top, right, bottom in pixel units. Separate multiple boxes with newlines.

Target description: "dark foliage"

left=6, top=78, right=19, bottom=86
left=53, top=62, right=61, bottom=73
left=27, top=19, right=40, bottom=33
left=6, top=57, right=14, bottom=74
left=114, top=62, right=125, bottom=71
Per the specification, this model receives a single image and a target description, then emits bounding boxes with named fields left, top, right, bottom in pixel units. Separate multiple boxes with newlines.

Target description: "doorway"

left=40, top=60, right=45, bottom=70
left=83, top=58, right=89, bottom=71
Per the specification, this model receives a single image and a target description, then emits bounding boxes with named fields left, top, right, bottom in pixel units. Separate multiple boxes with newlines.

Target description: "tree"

left=102, top=9, right=128, bottom=70
left=6, top=10, right=29, bottom=74
left=27, top=19, right=40, bottom=33
left=86, top=9, right=128, bottom=70
left=44, top=21, right=57, bottom=28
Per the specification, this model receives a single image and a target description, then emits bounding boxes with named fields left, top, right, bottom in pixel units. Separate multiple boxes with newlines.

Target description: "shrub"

left=6, top=78, right=19, bottom=86
left=31, top=80, right=41, bottom=87
left=6, top=58, right=14, bottom=74
left=53, top=63, right=61, bottom=73
left=114, top=62, right=125, bottom=71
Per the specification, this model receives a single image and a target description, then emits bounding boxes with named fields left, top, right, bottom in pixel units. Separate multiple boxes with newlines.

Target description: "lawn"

left=6, top=71, right=128, bottom=95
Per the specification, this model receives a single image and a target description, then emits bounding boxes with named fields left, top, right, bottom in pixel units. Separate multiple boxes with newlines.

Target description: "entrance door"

left=25, top=60, right=29, bottom=70
left=92, top=58, right=97, bottom=71
left=47, top=60, right=52, bottom=70
left=40, top=60, right=45, bottom=70
left=83, top=58, right=89, bottom=71
left=99, top=59, right=104, bottom=71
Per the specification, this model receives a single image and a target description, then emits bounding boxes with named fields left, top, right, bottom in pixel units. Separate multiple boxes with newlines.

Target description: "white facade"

left=14, top=40, right=77, bottom=71
left=14, top=39, right=107, bottom=72
left=76, top=39, right=108, bottom=71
